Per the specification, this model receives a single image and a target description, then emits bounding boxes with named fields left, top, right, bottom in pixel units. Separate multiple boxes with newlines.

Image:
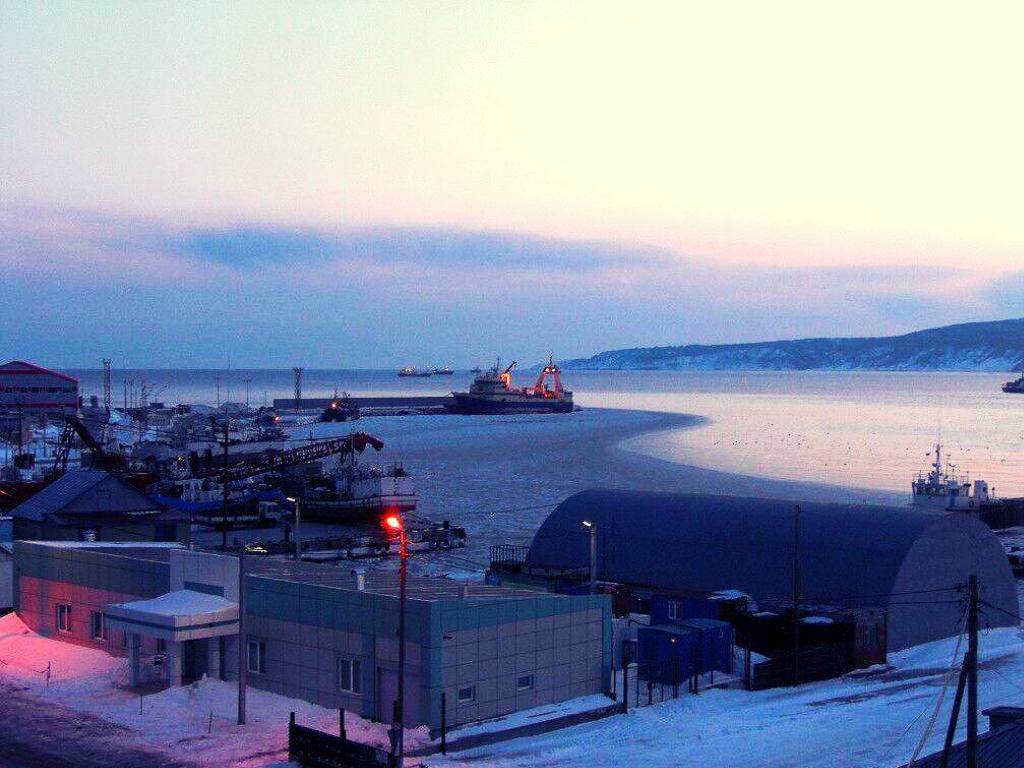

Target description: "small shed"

left=637, top=618, right=734, bottom=683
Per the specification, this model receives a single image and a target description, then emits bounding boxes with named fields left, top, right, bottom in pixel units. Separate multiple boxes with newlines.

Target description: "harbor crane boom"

left=194, top=431, right=384, bottom=483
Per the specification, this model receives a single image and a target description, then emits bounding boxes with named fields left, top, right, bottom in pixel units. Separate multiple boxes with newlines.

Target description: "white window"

left=337, top=657, right=361, bottom=694
left=457, top=685, right=476, bottom=703
left=668, top=601, right=683, bottom=621
left=56, top=604, right=71, bottom=632
left=248, top=640, right=266, bottom=674
left=517, top=674, right=535, bottom=691
left=90, top=611, right=106, bottom=641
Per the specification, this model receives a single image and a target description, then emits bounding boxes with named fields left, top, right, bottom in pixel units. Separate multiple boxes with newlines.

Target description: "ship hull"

left=301, top=494, right=417, bottom=521
left=446, top=393, right=574, bottom=414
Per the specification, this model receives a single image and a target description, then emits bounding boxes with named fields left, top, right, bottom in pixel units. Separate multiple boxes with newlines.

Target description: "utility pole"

left=102, top=359, right=112, bottom=412
left=793, top=505, right=801, bottom=687
left=238, top=543, right=247, bottom=725
left=967, top=574, right=978, bottom=768
left=222, top=420, right=230, bottom=550
left=396, top=525, right=407, bottom=762
left=583, top=521, right=598, bottom=595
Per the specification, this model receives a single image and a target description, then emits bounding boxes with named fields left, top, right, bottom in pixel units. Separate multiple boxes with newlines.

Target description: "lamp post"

left=583, top=520, right=597, bottom=595
left=384, top=514, right=407, bottom=762
left=286, top=496, right=302, bottom=561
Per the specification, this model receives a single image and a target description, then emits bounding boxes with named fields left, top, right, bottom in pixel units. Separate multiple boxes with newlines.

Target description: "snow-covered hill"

left=562, top=318, right=1024, bottom=372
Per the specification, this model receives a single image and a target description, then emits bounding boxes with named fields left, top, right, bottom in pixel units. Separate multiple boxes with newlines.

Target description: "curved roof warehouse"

left=525, top=490, right=1019, bottom=650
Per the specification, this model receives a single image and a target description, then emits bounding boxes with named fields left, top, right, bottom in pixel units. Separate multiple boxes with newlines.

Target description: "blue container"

left=638, top=618, right=734, bottom=679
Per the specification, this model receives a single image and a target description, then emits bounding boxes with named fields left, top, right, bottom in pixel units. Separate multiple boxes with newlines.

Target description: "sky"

left=2, top=1, right=1023, bottom=368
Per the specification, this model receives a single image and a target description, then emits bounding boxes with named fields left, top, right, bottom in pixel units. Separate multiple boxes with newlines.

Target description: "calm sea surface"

left=68, top=368, right=1024, bottom=497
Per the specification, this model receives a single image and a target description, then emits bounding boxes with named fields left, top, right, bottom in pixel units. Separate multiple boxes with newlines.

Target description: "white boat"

left=910, top=443, right=993, bottom=511
left=299, top=454, right=416, bottom=520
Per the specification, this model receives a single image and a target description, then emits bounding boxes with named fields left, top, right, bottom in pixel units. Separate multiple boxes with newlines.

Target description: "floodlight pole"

left=396, top=527, right=407, bottom=761
left=588, top=524, right=597, bottom=595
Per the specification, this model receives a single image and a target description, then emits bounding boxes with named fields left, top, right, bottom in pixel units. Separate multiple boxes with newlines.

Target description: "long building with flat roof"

left=13, top=540, right=610, bottom=732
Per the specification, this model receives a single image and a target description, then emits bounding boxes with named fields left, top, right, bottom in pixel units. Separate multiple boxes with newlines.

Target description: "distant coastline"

left=561, top=317, right=1024, bottom=372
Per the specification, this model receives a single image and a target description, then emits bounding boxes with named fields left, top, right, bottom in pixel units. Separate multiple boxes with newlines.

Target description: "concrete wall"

left=430, top=595, right=608, bottom=730
left=13, top=518, right=190, bottom=545
left=242, top=575, right=610, bottom=731
left=14, top=542, right=171, bottom=676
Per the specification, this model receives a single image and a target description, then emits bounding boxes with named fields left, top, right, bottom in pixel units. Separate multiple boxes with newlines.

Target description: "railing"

left=489, top=544, right=530, bottom=568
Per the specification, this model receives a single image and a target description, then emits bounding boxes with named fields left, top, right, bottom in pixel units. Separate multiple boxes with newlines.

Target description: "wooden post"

left=340, top=708, right=346, bottom=742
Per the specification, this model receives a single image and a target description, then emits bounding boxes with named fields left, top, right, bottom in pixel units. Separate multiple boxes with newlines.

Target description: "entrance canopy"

left=106, top=589, right=239, bottom=642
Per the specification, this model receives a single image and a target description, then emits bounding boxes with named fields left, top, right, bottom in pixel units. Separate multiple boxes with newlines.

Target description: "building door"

left=375, top=667, right=420, bottom=725
left=182, top=639, right=209, bottom=684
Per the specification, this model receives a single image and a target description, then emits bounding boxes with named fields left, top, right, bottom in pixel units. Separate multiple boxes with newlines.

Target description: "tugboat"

left=910, top=443, right=993, bottom=511
left=318, top=392, right=360, bottom=423
left=398, top=367, right=433, bottom=377
left=1002, top=374, right=1024, bottom=393
left=298, top=451, right=417, bottom=520
left=447, top=357, right=574, bottom=414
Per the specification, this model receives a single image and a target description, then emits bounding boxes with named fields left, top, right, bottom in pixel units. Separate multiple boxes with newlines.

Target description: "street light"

left=384, top=513, right=407, bottom=762
left=582, top=520, right=597, bottom=595
left=286, top=496, right=302, bottom=561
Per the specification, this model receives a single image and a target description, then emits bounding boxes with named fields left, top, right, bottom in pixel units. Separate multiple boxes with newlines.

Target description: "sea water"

left=68, top=368, right=1024, bottom=497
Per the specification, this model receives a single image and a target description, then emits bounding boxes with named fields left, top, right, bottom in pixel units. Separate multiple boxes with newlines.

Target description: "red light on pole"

left=385, top=514, right=403, bottom=531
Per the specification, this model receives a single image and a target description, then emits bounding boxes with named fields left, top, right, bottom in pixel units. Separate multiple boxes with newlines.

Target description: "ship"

left=433, top=366, right=454, bottom=375
left=1002, top=374, right=1024, bottom=393
left=447, top=357, right=574, bottom=414
left=397, top=367, right=433, bottom=377
left=296, top=440, right=417, bottom=520
left=910, top=443, right=993, bottom=511
left=318, top=391, right=360, bottom=422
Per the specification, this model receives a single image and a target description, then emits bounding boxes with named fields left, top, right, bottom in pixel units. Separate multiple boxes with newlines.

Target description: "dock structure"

left=273, top=396, right=454, bottom=412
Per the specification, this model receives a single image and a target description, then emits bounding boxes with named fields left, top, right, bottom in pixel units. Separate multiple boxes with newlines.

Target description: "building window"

left=457, top=685, right=476, bottom=704
left=668, top=601, right=683, bottom=621
left=121, top=632, right=128, bottom=650
left=56, top=604, right=71, bottom=632
left=337, top=657, right=361, bottom=694
left=248, top=640, right=266, bottom=674
left=517, top=674, right=535, bottom=691
left=156, top=638, right=166, bottom=653
left=633, top=597, right=651, bottom=615
left=90, top=611, right=106, bottom=640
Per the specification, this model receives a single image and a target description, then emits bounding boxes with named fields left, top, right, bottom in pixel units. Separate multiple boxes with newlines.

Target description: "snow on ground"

left=425, top=627, right=1024, bottom=768
left=4, top=607, right=1024, bottom=768
left=0, top=613, right=421, bottom=766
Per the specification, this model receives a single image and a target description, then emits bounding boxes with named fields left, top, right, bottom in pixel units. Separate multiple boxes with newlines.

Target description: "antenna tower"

left=293, top=367, right=304, bottom=412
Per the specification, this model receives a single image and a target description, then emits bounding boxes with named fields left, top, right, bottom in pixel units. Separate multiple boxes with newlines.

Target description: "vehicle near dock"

left=397, top=367, right=432, bottom=377
left=447, top=357, right=574, bottom=414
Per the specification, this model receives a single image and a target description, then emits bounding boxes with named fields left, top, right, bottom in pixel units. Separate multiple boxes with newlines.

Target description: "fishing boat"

left=397, top=367, right=432, bottom=377
left=447, top=357, right=574, bottom=414
left=910, top=443, right=993, bottom=510
left=433, top=366, right=454, bottom=375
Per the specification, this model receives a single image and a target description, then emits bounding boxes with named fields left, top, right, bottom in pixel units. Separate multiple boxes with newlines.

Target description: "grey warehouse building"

left=13, top=541, right=610, bottom=731
left=523, top=490, right=1019, bottom=650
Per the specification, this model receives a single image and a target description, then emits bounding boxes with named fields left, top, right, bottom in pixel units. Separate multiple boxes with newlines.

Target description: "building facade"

left=13, top=541, right=610, bottom=732
left=0, top=360, right=79, bottom=421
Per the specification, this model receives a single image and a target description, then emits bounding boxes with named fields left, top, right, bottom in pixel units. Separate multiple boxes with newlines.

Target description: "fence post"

left=660, top=661, right=665, bottom=703
left=622, top=665, right=629, bottom=713
left=635, top=665, right=640, bottom=709
left=289, top=712, right=295, bottom=761
left=340, top=708, right=346, bottom=742
left=673, top=659, right=679, bottom=699
left=441, top=692, right=447, bottom=755
left=647, top=671, right=652, bottom=706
